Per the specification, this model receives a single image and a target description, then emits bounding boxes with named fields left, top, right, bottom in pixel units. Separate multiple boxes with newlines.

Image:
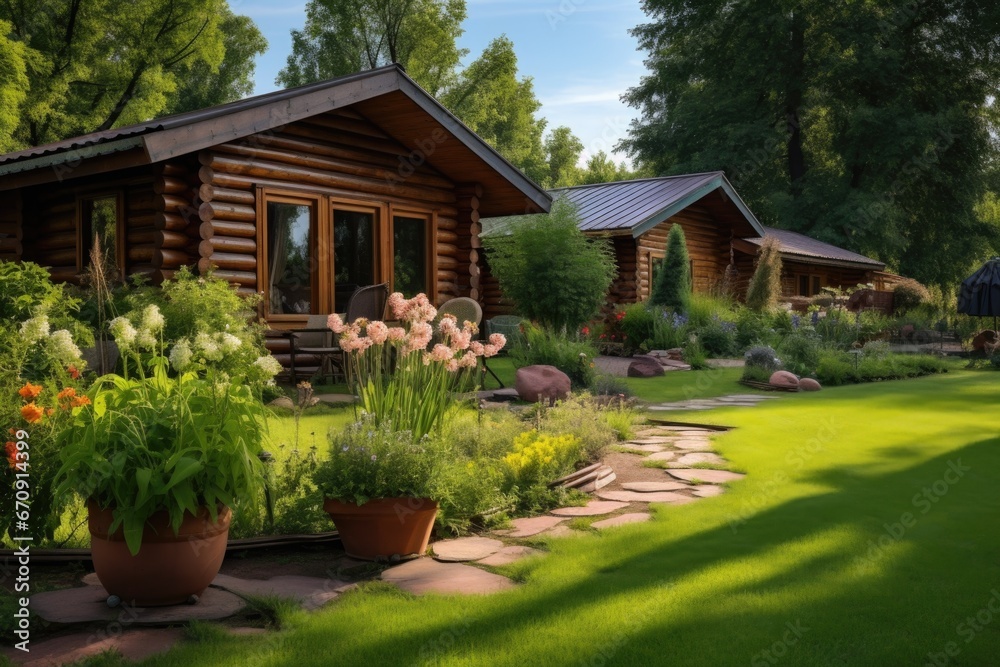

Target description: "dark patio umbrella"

left=957, top=257, right=1000, bottom=329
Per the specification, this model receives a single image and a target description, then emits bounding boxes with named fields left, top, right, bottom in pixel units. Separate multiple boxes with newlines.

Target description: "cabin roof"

left=547, top=173, right=764, bottom=238
left=0, top=65, right=550, bottom=217
left=743, top=227, right=885, bottom=270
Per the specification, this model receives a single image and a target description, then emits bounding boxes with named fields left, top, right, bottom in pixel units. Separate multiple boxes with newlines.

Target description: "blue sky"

left=236, top=0, right=649, bottom=167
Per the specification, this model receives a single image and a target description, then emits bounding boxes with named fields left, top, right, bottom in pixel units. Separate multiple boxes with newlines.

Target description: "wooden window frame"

left=257, top=189, right=325, bottom=324
left=388, top=206, right=436, bottom=298
left=257, top=187, right=437, bottom=323
left=796, top=273, right=823, bottom=297
left=76, top=191, right=125, bottom=278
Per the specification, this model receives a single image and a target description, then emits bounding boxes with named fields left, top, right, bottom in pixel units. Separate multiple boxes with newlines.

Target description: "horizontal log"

left=128, top=246, right=155, bottom=263
left=154, top=212, right=200, bottom=231
left=437, top=282, right=459, bottom=296
left=198, top=153, right=454, bottom=205
left=287, top=121, right=415, bottom=159
left=127, top=193, right=156, bottom=213
left=197, top=184, right=255, bottom=205
left=198, top=201, right=256, bottom=223
left=33, top=231, right=76, bottom=251
left=157, top=230, right=195, bottom=249
left=127, top=264, right=157, bottom=279
left=127, top=228, right=157, bottom=245
left=159, top=163, right=188, bottom=177
left=38, top=201, right=75, bottom=216
left=153, top=176, right=191, bottom=195
left=198, top=253, right=256, bottom=272
left=436, top=229, right=458, bottom=244
left=200, top=236, right=257, bottom=256
left=437, top=269, right=458, bottom=282
left=302, top=113, right=392, bottom=140
left=199, top=220, right=256, bottom=240
left=236, top=287, right=257, bottom=298
left=126, top=214, right=158, bottom=229
left=436, top=217, right=458, bottom=231
left=437, top=255, right=458, bottom=269
left=0, top=238, right=22, bottom=254
left=153, top=248, right=192, bottom=269
left=210, top=269, right=257, bottom=287
left=47, top=266, right=79, bottom=282
left=38, top=214, right=75, bottom=234
left=155, top=194, right=190, bottom=213
left=436, top=243, right=459, bottom=258
left=39, top=248, right=77, bottom=266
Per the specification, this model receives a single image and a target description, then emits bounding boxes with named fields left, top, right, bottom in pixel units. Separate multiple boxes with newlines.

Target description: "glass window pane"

left=334, top=209, right=375, bottom=311
left=84, top=197, right=119, bottom=276
left=799, top=275, right=810, bottom=296
left=393, top=216, right=427, bottom=297
left=267, top=202, right=313, bottom=314
left=812, top=276, right=821, bottom=296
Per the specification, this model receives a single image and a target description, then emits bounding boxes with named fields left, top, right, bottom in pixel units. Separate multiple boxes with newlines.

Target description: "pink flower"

left=483, top=344, right=501, bottom=357
left=406, top=322, right=433, bottom=352
left=470, top=341, right=485, bottom=355
left=340, top=331, right=362, bottom=352
left=458, top=351, right=478, bottom=368
left=388, top=293, right=409, bottom=319
left=449, top=330, right=472, bottom=352
left=328, top=313, right=346, bottom=334
left=445, top=359, right=459, bottom=373
left=429, top=344, right=453, bottom=363
left=439, top=315, right=459, bottom=335
left=488, top=333, right=506, bottom=351
left=387, top=327, right=406, bottom=343
left=463, top=320, right=479, bottom=336
left=366, top=320, right=389, bottom=345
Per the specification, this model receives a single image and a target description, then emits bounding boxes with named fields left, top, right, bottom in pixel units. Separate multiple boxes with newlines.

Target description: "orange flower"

left=20, top=403, right=43, bottom=423
left=57, top=387, right=76, bottom=401
left=67, top=365, right=80, bottom=380
left=71, top=395, right=91, bottom=408
left=4, top=441, right=17, bottom=469
left=18, top=382, right=42, bottom=401
left=46, top=408, right=55, bottom=416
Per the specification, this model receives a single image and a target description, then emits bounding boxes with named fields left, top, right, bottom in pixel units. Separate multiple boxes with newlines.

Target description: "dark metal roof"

left=547, top=172, right=764, bottom=237
left=747, top=226, right=885, bottom=269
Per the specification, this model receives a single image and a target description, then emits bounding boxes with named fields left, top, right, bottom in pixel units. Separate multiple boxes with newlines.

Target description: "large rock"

left=769, top=370, right=800, bottom=389
left=799, top=378, right=822, bottom=391
left=628, top=356, right=665, bottom=378
left=515, top=365, right=571, bottom=404
left=972, top=330, right=998, bottom=352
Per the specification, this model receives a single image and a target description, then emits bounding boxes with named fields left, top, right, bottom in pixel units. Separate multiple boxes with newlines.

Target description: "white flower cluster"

left=253, top=355, right=283, bottom=378
left=20, top=314, right=50, bottom=344
left=48, top=329, right=82, bottom=364
left=169, top=330, right=244, bottom=371
left=109, top=305, right=166, bottom=352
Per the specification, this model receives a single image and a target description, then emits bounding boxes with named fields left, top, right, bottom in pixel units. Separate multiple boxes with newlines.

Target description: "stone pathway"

left=432, top=537, right=504, bottom=562
left=380, top=558, right=515, bottom=595
left=645, top=394, right=779, bottom=411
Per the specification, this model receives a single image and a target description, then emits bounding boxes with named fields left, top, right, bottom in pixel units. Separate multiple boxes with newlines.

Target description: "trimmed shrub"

left=650, top=224, right=691, bottom=313
left=893, top=278, right=932, bottom=314
left=778, top=331, right=821, bottom=376
left=746, top=236, right=783, bottom=312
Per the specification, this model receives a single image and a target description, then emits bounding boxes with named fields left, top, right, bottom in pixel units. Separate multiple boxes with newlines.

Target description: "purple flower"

left=792, top=314, right=801, bottom=329
left=811, top=311, right=820, bottom=326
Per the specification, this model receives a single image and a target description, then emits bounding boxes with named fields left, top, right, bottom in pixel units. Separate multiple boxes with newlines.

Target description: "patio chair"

left=438, top=297, right=483, bottom=330
left=484, top=315, right=525, bottom=353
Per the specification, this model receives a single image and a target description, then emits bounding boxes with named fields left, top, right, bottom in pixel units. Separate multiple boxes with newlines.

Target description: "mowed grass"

left=139, top=370, right=1000, bottom=667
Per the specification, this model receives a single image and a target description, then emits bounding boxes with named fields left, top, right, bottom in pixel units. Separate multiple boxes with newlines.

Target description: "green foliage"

left=536, top=393, right=628, bottom=462
left=814, top=310, right=859, bottom=349
left=278, top=0, right=468, bottom=96
left=892, top=279, right=932, bottom=314
left=502, top=430, right=582, bottom=511
left=544, top=126, right=584, bottom=187
left=742, top=345, right=782, bottom=383
left=0, top=20, right=28, bottom=151
left=55, top=362, right=268, bottom=556
left=650, top=224, right=691, bottom=312
left=1, top=0, right=241, bottom=147
left=312, top=416, right=449, bottom=506
left=510, top=323, right=596, bottom=389
left=618, top=303, right=658, bottom=355
left=735, top=309, right=775, bottom=349
left=746, top=236, right=783, bottom=312
left=483, top=199, right=617, bottom=332
left=815, top=351, right=949, bottom=386
left=578, top=151, right=649, bottom=185
left=621, top=0, right=1000, bottom=287
left=777, top=331, right=821, bottom=377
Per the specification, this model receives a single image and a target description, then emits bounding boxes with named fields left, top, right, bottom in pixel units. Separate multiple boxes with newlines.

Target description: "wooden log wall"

left=196, top=109, right=459, bottom=304
left=452, top=184, right=482, bottom=304
left=598, top=236, right=638, bottom=319
left=635, top=206, right=730, bottom=300
left=0, top=190, right=22, bottom=263
left=480, top=254, right=513, bottom=319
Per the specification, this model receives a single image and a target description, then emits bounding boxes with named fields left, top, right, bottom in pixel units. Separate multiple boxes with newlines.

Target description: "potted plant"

left=313, top=417, right=447, bottom=560
left=54, top=306, right=277, bottom=606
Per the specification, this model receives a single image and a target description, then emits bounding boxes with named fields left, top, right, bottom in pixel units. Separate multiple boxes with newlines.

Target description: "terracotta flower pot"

left=87, top=500, right=231, bottom=607
left=323, top=497, right=437, bottom=561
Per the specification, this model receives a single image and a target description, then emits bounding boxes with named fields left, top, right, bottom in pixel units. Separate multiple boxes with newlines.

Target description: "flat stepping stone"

left=477, top=545, right=544, bottom=567
left=629, top=437, right=674, bottom=444
left=672, top=439, right=714, bottom=451
left=676, top=452, right=728, bottom=466
left=645, top=451, right=676, bottom=462
left=1, top=627, right=185, bottom=666
left=315, top=393, right=358, bottom=404
left=597, top=490, right=695, bottom=504
left=211, top=573, right=352, bottom=610
left=432, top=536, right=504, bottom=562
left=618, top=443, right=665, bottom=453
left=666, top=468, right=746, bottom=484
left=591, top=513, right=652, bottom=530
left=31, top=584, right=245, bottom=624
left=539, top=524, right=574, bottom=538
left=550, top=500, right=629, bottom=517
left=381, top=558, right=514, bottom=595
left=621, top=481, right=690, bottom=493
left=495, top=515, right=566, bottom=538
left=692, top=485, right=725, bottom=498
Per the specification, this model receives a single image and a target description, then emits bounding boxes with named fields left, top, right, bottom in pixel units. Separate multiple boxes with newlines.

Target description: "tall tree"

left=543, top=126, right=583, bottom=187
left=580, top=151, right=642, bottom=185
left=1, top=0, right=240, bottom=147
left=277, top=0, right=467, bottom=96
left=621, top=0, right=1000, bottom=287
left=0, top=20, right=29, bottom=151
left=442, top=36, right=548, bottom=184
left=165, top=10, right=267, bottom=115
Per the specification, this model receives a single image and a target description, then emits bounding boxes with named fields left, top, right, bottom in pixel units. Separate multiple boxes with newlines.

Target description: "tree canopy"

left=621, top=0, right=1000, bottom=287
left=0, top=0, right=264, bottom=148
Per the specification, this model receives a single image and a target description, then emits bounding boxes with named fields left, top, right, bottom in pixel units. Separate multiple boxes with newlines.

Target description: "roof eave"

left=0, top=136, right=148, bottom=177
left=630, top=174, right=764, bottom=239
left=778, top=252, right=885, bottom=271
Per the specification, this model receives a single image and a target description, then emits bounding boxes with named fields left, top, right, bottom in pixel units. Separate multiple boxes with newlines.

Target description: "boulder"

left=628, top=356, right=665, bottom=378
left=515, top=365, right=571, bottom=405
left=799, top=378, right=822, bottom=391
left=769, top=370, right=800, bottom=389
left=972, top=330, right=998, bottom=352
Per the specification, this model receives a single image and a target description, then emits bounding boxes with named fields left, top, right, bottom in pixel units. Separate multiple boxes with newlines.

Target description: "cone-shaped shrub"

left=650, top=223, right=690, bottom=313
left=746, top=235, right=783, bottom=312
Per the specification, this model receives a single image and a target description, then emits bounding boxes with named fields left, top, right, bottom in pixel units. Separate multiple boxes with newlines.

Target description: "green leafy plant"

left=511, top=322, right=596, bottom=389
left=742, top=345, right=782, bottom=383
left=650, top=224, right=690, bottom=312
left=312, top=416, right=449, bottom=505
left=503, top=430, right=583, bottom=510
left=482, top=199, right=617, bottom=331
left=330, top=292, right=502, bottom=440
left=892, top=278, right=932, bottom=314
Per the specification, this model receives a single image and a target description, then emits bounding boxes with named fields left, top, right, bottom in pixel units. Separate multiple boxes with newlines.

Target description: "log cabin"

left=482, top=173, right=889, bottom=317
left=0, top=65, right=551, bottom=362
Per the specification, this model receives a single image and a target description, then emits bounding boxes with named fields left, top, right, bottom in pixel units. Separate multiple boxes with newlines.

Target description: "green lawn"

left=136, top=369, right=1000, bottom=666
